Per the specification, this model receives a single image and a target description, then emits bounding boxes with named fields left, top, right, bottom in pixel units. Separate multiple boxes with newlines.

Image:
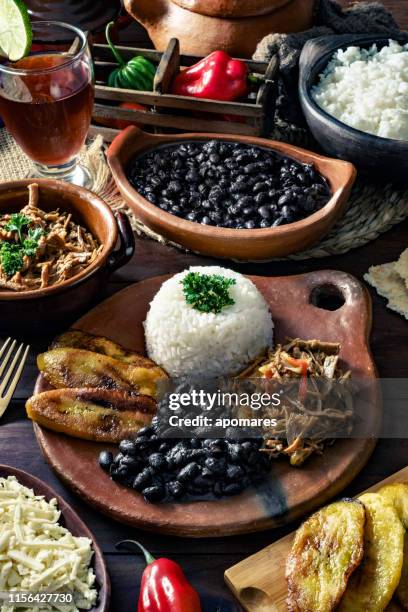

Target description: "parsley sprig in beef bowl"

left=0, top=179, right=134, bottom=334
left=107, top=127, right=356, bottom=261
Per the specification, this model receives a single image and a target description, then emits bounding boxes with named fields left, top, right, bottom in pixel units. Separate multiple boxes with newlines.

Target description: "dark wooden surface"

left=1, top=2, right=408, bottom=610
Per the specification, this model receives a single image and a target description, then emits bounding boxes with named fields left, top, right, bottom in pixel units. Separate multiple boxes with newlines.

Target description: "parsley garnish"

left=0, top=217, right=44, bottom=277
left=0, top=242, right=24, bottom=277
left=181, top=272, right=236, bottom=314
left=4, top=213, right=31, bottom=243
left=23, top=227, right=44, bottom=257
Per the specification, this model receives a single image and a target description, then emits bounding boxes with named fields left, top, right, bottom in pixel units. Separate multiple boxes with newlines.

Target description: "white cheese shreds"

left=312, top=40, right=408, bottom=140
left=0, top=476, right=98, bottom=611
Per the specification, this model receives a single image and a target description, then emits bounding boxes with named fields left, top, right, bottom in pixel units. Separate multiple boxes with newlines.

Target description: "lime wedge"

left=0, top=0, right=32, bottom=62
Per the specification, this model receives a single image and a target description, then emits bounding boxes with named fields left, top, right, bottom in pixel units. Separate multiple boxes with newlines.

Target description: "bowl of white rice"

left=144, top=266, right=273, bottom=378
left=299, top=33, right=408, bottom=181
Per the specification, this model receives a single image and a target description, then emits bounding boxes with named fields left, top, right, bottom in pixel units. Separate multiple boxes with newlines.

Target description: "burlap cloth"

left=0, top=0, right=407, bottom=261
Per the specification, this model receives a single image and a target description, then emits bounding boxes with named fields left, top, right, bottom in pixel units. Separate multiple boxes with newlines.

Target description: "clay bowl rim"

left=299, top=33, right=408, bottom=150
left=0, top=179, right=118, bottom=301
left=107, top=127, right=356, bottom=244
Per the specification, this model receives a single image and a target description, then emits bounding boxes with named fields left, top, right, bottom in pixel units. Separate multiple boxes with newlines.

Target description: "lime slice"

left=0, top=0, right=32, bottom=62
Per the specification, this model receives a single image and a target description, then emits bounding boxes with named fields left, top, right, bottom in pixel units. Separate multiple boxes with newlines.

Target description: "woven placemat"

left=0, top=127, right=407, bottom=260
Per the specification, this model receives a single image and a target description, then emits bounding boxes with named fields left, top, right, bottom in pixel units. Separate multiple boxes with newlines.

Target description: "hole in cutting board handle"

left=239, top=586, right=276, bottom=611
left=309, top=284, right=345, bottom=311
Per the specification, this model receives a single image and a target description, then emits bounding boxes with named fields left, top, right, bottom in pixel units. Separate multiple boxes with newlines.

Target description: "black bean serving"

left=98, top=418, right=270, bottom=503
left=127, top=140, right=331, bottom=229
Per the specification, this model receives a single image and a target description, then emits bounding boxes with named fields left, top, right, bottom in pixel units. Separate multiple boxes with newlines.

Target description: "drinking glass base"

left=28, top=158, right=93, bottom=190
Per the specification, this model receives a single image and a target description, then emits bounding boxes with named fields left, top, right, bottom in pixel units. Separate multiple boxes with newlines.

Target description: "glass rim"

left=0, top=21, right=88, bottom=76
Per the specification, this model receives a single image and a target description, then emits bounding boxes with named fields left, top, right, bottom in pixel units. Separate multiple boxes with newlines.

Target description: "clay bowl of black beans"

left=107, top=127, right=356, bottom=260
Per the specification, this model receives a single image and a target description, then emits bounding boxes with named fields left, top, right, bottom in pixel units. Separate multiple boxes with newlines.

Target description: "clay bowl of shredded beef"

left=0, top=179, right=134, bottom=334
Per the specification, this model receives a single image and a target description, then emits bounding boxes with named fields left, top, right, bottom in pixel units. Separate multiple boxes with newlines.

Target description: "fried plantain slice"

left=396, top=532, right=408, bottom=611
left=377, top=485, right=408, bottom=610
left=52, top=330, right=157, bottom=368
left=38, top=348, right=167, bottom=399
left=286, top=499, right=365, bottom=612
left=378, top=483, right=408, bottom=528
left=338, top=492, right=404, bottom=612
left=26, top=388, right=156, bottom=442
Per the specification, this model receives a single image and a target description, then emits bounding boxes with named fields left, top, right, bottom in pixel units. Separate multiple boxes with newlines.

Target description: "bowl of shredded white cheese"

left=0, top=467, right=110, bottom=611
left=299, top=33, right=408, bottom=181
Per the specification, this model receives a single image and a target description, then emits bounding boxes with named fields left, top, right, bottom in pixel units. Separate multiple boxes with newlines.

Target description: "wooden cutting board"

left=225, top=466, right=408, bottom=611
left=33, top=270, right=380, bottom=537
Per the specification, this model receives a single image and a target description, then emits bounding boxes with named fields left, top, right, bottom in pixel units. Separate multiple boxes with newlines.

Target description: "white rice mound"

left=312, top=40, right=408, bottom=140
left=144, top=266, right=273, bottom=378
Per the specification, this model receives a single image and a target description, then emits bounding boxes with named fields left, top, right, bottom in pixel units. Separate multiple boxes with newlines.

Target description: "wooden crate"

left=92, top=38, right=278, bottom=141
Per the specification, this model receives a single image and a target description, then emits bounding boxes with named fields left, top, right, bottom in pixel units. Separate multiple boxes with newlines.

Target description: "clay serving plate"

left=33, top=270, right=380, bottom=537
left=299, top=33, right=408, bottom=182
left=0, top=464, right=110, bottom=611
left=107, top=127, right=356, bottom=261
left=0, top=179, right=135, bottom=334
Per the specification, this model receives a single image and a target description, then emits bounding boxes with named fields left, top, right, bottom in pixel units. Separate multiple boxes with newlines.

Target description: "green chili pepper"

left=105, top=22, right=156, bottom=91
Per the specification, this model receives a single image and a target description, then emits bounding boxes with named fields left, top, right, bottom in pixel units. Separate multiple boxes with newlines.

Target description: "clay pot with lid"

left=124, top=0, right=315, bottom=57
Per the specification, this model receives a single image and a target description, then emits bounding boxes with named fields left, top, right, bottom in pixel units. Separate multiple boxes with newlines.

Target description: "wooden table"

left=1, top=2, right=408, bottom=610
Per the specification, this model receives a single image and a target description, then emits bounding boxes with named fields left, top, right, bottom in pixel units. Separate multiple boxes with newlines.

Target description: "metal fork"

left=0, top=338, right=30, bottom=419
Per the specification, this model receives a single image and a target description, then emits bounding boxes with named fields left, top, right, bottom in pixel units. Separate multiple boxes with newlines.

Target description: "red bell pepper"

left=116, top=540, right=202, bottom=612
left=171, top=50, right=248, bottom=102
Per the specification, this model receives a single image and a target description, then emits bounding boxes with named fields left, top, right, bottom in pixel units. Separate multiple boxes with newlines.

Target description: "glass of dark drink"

left=0, top=21, right=94, bottom=188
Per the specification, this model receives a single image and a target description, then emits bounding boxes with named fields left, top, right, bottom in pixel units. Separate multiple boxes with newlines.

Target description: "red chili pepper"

left=116, top=540, right=202, bottom=612
left=171, top=50, right=249, bottom=102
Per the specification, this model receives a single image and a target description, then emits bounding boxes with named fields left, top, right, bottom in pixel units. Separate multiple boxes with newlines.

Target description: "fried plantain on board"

left=338, top=492, right=405, bottom=612
left=286, top=499, right=365, bottom=612
left=52, top=330, right=156, bottom=368
left=37, top=348, right=167, bottom=399
left=379, top=483, right=408, bottom=528
left=26, top=388, right=156, bottom=442
left=377, top=485, right=408, bottom=611
left=395, top=532, right=408, bottom=611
